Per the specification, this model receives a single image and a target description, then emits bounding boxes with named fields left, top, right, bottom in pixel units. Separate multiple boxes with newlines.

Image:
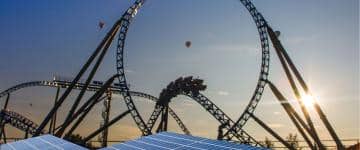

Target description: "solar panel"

left=0, top=134, right=88, bottom=150
left=101, top=132, right=268, bottom=150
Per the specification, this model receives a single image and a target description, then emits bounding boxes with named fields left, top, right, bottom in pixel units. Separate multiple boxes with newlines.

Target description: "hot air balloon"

left=98, top=21, right=105, bottom=29
left=185, top=41, right=191, bottom=48
left=275, top=31, right=281, bottom=37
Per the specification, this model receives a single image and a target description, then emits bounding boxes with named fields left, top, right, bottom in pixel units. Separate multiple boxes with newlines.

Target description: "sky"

left=0, top=0, right=359, bottom=147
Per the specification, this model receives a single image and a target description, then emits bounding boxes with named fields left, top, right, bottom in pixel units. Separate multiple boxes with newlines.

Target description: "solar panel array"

left=101, top=132, right=268, bottom=150
left=0, top=134, right=87, bottom=150
left=0, top=132, right=268, bottom=150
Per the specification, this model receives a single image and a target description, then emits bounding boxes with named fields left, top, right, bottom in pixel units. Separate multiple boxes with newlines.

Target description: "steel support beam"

left=57, top=24, right=120, bottom=137
left=0, top=94, right=10, bottom=143
left=217, top=123, right=226, bottom=140
left=268, top=81, right=315, bottom=149
left=146, top=77, right=259, bottom=145
left=167, top=108, right=191, bottom=135
left=82, top=110, right=130, bottom=143
left=0, top=81, right=191, bottom=136
left=24, top=127, right=29, bottom=139
left=267, top=26, right=325, bottom=150
left=63, top=74, right=119, bottom=138
left=249, top=113, right=294, bottom=149
left=3, top=94, right=10, bottom=110
left=49, top=87, right=60, bottom=134
left=267, top=26, right=343, bottom=149
left=34, top=15, right=123, bottom=136
left=159, top=105, right=169, bottom=132
left=100, top=90, right=112, bottom=147
left=1, top=125, right=6, bottom=144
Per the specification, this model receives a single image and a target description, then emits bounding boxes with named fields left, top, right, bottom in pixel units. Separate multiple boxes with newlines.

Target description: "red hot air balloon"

left=185, top=41, right=191, bottom=48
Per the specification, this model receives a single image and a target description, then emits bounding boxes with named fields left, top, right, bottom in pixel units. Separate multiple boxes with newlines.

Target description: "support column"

left=217, top=124, right=226, bottom=140
left=250, top=113, right=294, bottom=149
left=82, top=110, right=130, bottom=144
left=267, top=26, right=331, bottom=149
left=1, top=126, right=6, bottom=144
left=3, top=94, right=10, bottom=110
left=276, top=34, right=345, bottom=149
left=268, top=81, right=315, bottom=149
left=156, top=104, right=169, bottom=133
left=49, top=87, right=60, bottom=134
left=63, top=74, right=119, bottom=138
left=0, top=94, right=10, bottom=143
left=99, top=89, right=112, bottom=147
left=35, top=18, right=122, bottom=136
left=163, top=105, right=169, bottom=132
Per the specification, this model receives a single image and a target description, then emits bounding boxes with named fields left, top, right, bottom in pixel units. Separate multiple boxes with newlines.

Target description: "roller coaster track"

left=0, top=109, right=44, bottom=135
left=0, top=1, right=344, bottom=148
left=146, top=77, right=261, bottom=146
left=0, top=0, right=345, bottom=148
left=115, top=0, right=150, bottom=136
left=128, top=91, right=191, bottom=135
left=223, top=0, right=270, bottom=140
left=0, top=80, right=190, bottom=135
left=115, top=0, right=270, bottom=141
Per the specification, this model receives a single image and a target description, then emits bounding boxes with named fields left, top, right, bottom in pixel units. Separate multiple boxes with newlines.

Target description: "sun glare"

left=301, top=94, right=315, bottom=107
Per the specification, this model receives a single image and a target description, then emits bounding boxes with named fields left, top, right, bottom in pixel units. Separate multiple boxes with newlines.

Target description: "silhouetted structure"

left=0, top=0, right=347, bottom=149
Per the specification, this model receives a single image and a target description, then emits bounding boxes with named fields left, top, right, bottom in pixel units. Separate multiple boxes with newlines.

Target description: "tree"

left=66, top=134, right=93, bottom=148
left=261, top=137, right=274, bottom=148
left=286, top=133, right=301, bottom=150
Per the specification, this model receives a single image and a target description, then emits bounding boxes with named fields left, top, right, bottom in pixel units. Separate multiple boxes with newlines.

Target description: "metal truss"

left=223, top=0, right=270, bottom=140
left=0, top=81, right=45, bottom=98
left=145, top=76, right=262, bottom=146
left=0, top=0, right=344, bottom=149
left=266, top=26, right=344, bottom=149
left=99, top=89, right=112, bottom=147
left=114, top=0, right=270, bottom=141
left=115, top=0, right=150, bottom=136
left=0, top=110, right=44, bottom=136
left=129, top=91, right=191, bottom=135
left=0, top=80, right=191, bottom=136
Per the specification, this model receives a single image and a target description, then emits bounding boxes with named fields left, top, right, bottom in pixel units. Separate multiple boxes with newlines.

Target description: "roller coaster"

left=0, top=0, right=349, bottom=149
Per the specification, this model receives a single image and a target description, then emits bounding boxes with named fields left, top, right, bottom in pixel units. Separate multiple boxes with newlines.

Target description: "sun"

left=301, top=94, right=315, bottom=108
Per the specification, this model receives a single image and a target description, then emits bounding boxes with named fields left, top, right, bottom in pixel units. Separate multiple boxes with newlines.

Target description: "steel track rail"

left=0, top=80, right=190, bottom=135
left=0, top=110, right=44, bottom=135
left=114, top=0, right=270, bottom=141
left=224, top=0, right=270, bottom=140
left=115, top=0, right=150, bottom=136
left=145, top=77, right=262, bottom=146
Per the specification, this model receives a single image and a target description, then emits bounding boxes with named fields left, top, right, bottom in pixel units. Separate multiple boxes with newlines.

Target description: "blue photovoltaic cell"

left=101, top=132, right=268, bottom=150
left=0, top=132, right=268, bottom=150
left=0, top=134, right=88, bottom=150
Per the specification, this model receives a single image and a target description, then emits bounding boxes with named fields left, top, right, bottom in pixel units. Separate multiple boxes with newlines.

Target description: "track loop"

left=146, top=76, right=262, bottom=146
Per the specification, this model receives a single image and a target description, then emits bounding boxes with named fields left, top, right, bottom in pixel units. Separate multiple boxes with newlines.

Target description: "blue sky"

left=0, top=0, right=358, bottom=146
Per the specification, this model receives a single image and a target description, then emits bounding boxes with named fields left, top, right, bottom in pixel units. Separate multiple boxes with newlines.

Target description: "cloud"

left=125, top=69, right=134, bottom=73
left=211, top=44, right=260, bottom=56
left=261, top=100, right=296, bottom=105
left=273, top=111, right=281, bottom=115
left=206, top=32, right=217, bottom=40
left=268, top=123, right=284, bottom=128
left=111, top=124, right=142, bottom=140
left=112, top=94, right=123, bottom=98
left=285, top=34, right=318, bottom=45
left=218, top=91, right=230, bottom=96
left=183, top=101, right=195, bottom=107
